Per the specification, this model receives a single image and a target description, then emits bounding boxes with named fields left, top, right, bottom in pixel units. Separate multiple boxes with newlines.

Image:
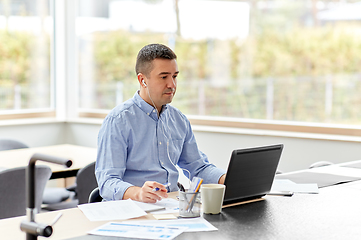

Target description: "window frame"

left=78, top=111, right=361, bottom=138
left=2, top=0, right=361, bottom=141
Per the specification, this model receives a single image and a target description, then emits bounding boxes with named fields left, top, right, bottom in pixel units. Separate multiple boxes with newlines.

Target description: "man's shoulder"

left=166, top=105, right=188, bottom=121
left=107, top=98, right=136, bottom=118
left=167, top=104, right=184, bottom=115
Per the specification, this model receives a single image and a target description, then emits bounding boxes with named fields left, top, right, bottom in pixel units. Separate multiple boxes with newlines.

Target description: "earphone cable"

left=146, top=86, right=191, bottom=186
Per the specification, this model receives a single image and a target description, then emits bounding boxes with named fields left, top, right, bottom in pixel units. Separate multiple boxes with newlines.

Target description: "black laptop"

left=223, top=144, right=284, bottom=205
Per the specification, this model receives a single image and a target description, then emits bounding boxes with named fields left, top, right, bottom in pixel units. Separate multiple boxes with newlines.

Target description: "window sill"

left=75, top=114, right=361, bottom=143
left=191, top=125, right=361, bottom=143
left=0, top=110, right=55, bottom=121
left=1, top=114, right=361, bottom=143
left=0, top=117, right=62, bottom=127
left=187, top=115, right=361, bottom=138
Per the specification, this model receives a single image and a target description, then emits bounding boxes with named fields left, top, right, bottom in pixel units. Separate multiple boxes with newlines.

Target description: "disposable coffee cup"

left=178, top=191, right=201, bottom=218
left=201, top=184, right=225, bottom=214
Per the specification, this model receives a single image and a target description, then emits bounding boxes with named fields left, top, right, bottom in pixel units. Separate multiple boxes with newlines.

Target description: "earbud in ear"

left=142, top=80, right=147, bottom=87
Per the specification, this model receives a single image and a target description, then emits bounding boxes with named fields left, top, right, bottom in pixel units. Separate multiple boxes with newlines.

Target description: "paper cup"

left=201, top=184, right=225, bottom=214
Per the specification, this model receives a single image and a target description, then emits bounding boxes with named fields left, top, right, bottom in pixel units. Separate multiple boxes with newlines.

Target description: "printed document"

left=88, top=222, right=187, bottom=240
left=78, top=199, right=147, bottom=221
left=124, top=217, right=218, bottom=232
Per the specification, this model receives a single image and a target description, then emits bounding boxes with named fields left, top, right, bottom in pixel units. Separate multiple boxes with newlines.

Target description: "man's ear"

left=137, top=73, right=146, bottom=87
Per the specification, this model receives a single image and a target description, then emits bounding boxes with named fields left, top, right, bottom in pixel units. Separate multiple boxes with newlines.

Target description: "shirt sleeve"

left=95, top=115, right=133, bottom=201
left=177, top=118, right=226, bottom=184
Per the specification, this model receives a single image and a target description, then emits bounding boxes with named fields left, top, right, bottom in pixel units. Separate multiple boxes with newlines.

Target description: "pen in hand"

left=152, top=182, right=171, bottom=192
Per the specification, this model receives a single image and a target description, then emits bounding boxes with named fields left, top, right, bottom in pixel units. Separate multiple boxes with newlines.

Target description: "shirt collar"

left=132, top=91, right=168, bottom=118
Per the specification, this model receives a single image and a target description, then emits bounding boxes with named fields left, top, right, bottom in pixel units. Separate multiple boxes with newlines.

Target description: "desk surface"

left=2, top=183, right=361, bottom=240
left=3, top=162, right=361, bottom=240
left=0, top=144, right=97, bottom=178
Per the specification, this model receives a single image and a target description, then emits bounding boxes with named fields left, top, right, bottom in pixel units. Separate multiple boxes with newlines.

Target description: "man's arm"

left=177, top=118, right=226, bottom=184
left=123, top=181, right=168, bottom=203
left=218, top=174, right=226, bottom=184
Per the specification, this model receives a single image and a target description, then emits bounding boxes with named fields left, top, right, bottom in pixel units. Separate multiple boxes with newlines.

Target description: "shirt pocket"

left=168, top=139, right=183, bottom=165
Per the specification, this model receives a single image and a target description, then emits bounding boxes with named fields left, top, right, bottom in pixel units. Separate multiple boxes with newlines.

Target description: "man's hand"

left=123, top=181, right=168, bottom=203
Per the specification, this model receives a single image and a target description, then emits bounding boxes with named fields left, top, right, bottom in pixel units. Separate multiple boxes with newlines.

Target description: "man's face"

left=141, top=58, right=179, bottom=112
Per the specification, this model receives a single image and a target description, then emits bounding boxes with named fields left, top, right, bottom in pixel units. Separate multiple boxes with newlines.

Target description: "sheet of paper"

left=133, top=201, right=166, bottom=212
left=150, top=198, right=180, bottom=215
left=88, top=222, right=187, bottom=240
left=310, top=165, right=361, bottom=178
left=275, top=171, right=361, bottom=188
left=153, top=214, right=178, bottom=220
left=271, top=179, right=319, bottom=194
left=125, top=217, right=218, bottom=232
left=340, top=161, right=361, bottom=169
left=78, top=199, right=147, bottom=221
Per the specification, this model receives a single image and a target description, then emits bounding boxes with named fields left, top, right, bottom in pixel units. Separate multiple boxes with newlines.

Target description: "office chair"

left=0, top=139, right=72, bottom=208
left=88, top=187, right=102, bottom=203
left=0, top=139, right=74, bottom=210
left=0, top=165, right=52, bottom=219
left=0, top=139, right=29, bottom=151
left=43, top=161, right=98, bottom=210
left=75, top=161, right=98, bottom=204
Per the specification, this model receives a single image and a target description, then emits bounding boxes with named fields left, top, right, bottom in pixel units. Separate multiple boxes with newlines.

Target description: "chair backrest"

left=88, top=187, right=102, bottom=203
left=0, top=165, right=52, bottom=219
left=76, top=161, right=97, bottom=204
left=0, top=139, right=29, bottom=151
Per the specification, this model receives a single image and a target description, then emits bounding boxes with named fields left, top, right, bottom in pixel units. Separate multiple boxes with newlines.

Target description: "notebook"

left=223, top=144, right=284, bottom=206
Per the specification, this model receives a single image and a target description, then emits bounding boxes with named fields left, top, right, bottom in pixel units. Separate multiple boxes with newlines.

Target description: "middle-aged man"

left=96, top=43, right=226, bottom=203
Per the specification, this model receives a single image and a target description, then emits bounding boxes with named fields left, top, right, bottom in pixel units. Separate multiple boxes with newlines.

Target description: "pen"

left=187, top=178, right=203, bottom=211
left=152, top=182, right=171, bottom=192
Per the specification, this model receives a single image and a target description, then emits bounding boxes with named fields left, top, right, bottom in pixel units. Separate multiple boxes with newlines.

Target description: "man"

left=96, top=43, right=226, bottom=203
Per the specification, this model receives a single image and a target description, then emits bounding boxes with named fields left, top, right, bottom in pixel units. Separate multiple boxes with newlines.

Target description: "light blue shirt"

left=96, top=91, right=225, bottom=201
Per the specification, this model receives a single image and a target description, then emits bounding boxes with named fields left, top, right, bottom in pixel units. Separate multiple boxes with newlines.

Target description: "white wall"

left=192, top=130, right=361, bottom=173
left=1, top=120, right=361, bottom=173
left=0, top=121, right=66, bottom=147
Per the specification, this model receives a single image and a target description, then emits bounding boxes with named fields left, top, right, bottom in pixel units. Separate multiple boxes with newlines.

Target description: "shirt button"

left=147, top=113, right=150, bottom=115
left=159, top=142, right=162, bottom=145
left=161, top=162, right=164, bottom=165
left=153, top=110, right=156, bottom=112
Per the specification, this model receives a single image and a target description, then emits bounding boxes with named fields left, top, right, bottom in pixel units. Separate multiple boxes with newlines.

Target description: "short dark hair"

left=135, top=43, right=177, bottom=77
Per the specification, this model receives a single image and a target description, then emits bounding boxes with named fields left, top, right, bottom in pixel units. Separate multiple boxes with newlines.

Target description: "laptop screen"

left=223, top=144, right=283, bottom=205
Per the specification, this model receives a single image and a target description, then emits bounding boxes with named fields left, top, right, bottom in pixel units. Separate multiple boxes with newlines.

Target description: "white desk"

left=0, top=144, right=97, bottom=179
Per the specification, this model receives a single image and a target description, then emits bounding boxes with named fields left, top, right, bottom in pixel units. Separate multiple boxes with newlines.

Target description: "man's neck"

left=138, top=90, right=163, bottom=117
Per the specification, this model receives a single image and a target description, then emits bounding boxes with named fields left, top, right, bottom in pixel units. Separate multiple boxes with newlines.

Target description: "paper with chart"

left=124, top=217, right=218, bottom=232
left=88, top=222, right=187, bottom=239
left=78, top=199, right=147, bottom=221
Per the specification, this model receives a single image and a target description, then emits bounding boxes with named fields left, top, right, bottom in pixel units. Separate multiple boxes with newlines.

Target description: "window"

left=76, top=0, right=361, bottom=131
left=0, top=0, right=54, bottom=119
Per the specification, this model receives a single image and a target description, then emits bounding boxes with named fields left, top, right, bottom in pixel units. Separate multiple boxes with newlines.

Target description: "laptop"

left=223, top=144, right=284, bottom=206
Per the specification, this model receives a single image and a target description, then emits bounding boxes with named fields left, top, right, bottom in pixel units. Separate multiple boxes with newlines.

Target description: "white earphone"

left=142, top=80, right=147, bottom=87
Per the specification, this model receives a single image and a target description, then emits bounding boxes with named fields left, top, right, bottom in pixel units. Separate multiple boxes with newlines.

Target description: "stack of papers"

left=88, top=218, right=218, bottom=239
left=79, top=198, right=218, bottom=240
left=276, top=166, right=361, bottom=188
left=271, top=179, right=319, bottom=194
